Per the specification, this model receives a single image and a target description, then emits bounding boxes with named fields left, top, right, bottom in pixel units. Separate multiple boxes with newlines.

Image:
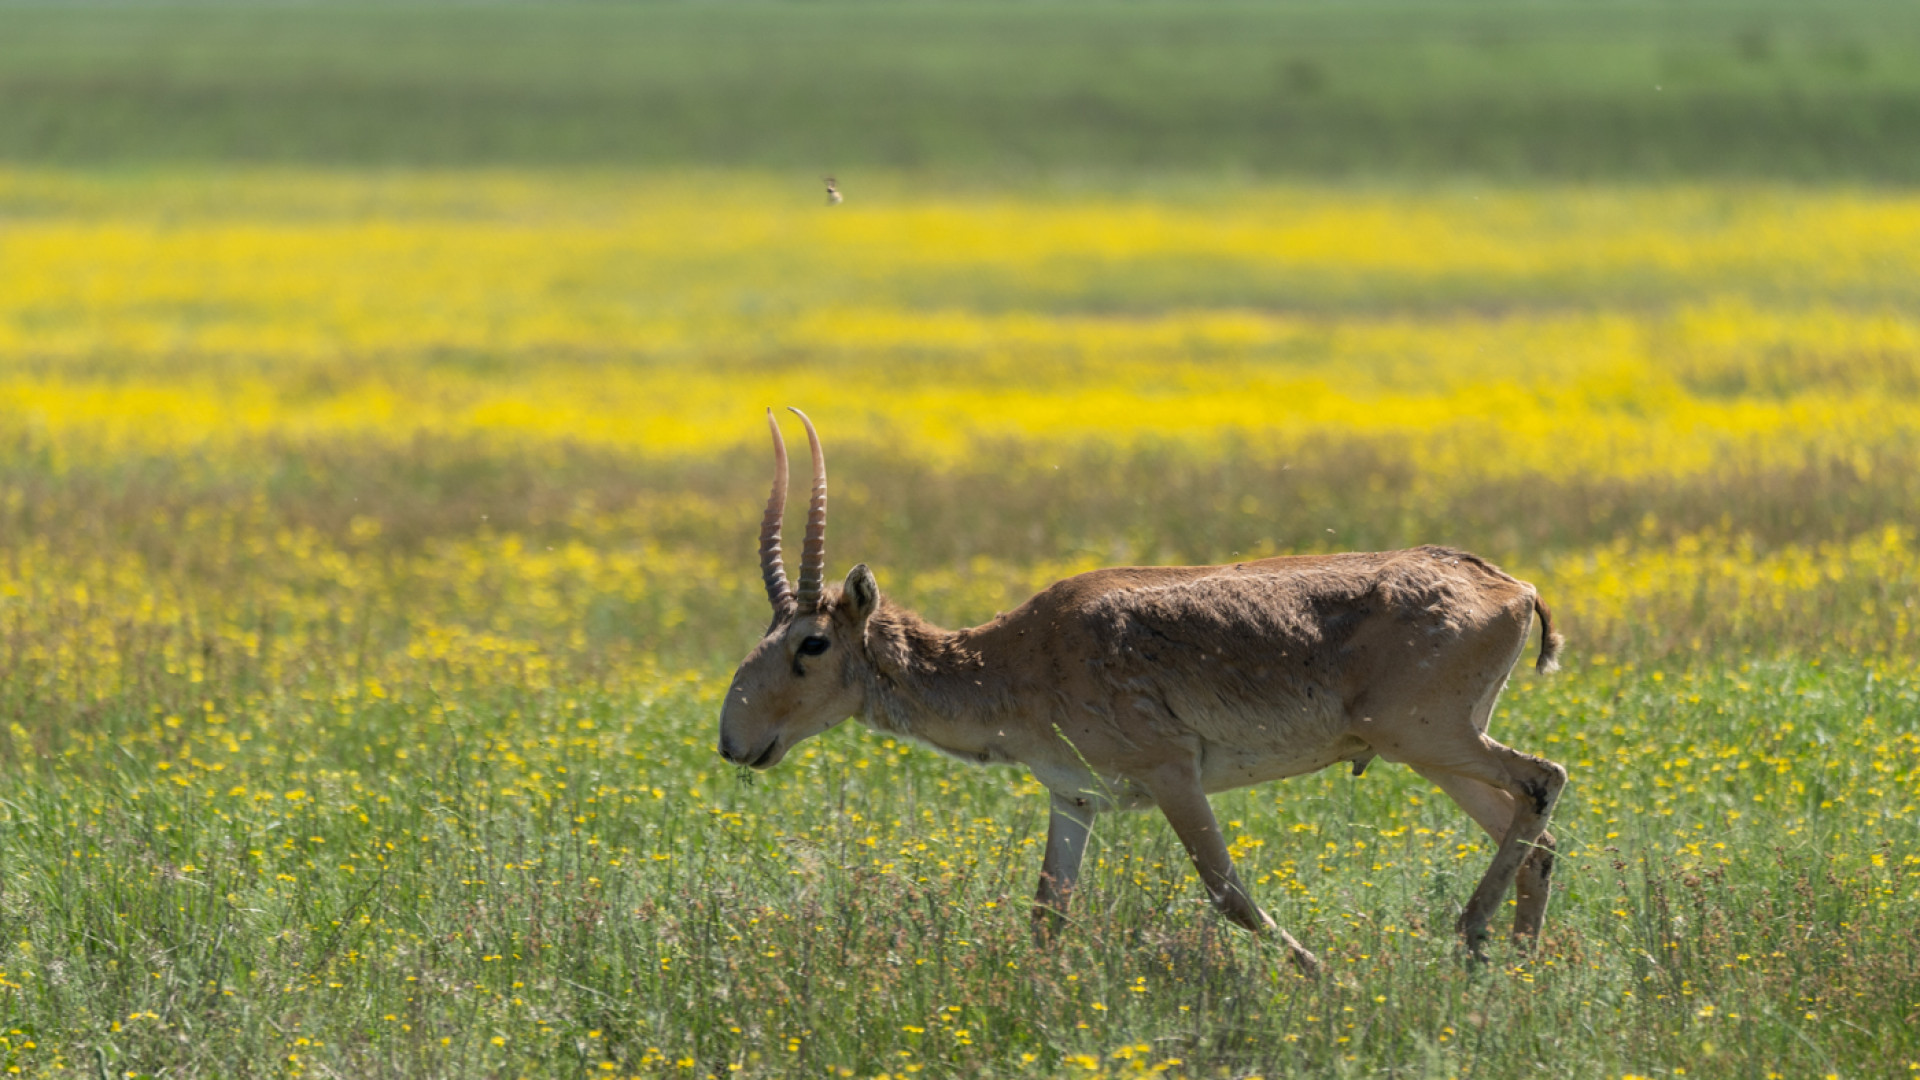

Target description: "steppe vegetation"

left=1, top=3, right=1917, bottom=1078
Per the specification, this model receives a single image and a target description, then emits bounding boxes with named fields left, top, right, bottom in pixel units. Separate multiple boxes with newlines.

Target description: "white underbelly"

left=1025, top=759, right=1157, bottom=813
left=1191, top=694, right=1363, bottom=793
left=1197, top=736, right=1360, bottom=793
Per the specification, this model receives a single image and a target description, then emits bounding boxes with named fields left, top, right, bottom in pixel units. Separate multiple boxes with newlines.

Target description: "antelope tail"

left=1533, top=596, right=1565, bottom=674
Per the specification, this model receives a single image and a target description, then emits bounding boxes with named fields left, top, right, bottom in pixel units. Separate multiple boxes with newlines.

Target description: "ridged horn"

left=759, top=409, right=797, bottom=620
left=789, top=407, right=828, bottom=611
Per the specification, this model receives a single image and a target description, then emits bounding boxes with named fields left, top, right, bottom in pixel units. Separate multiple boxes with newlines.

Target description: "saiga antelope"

left=719, top=410, right=1568, bottom=971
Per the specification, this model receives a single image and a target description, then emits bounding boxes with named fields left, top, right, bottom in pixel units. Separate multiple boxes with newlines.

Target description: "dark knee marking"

left=1522, top=779, right=1553, bottom=815
left=1535, top=851, right=1556, bottom=884
left=1528, top=842, right=1557, bottom=883
left=1519, top=761, right=1567, bottom=815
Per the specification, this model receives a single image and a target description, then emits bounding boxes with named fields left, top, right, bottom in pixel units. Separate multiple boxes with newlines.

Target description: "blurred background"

left=4, top=0, right=1918, bottom=179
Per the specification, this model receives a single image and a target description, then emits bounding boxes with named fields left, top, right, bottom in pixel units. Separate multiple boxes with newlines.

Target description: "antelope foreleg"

left=1147, top=762, right=1320, bottom=975
left=1031, top=794, right=1095, bottom=944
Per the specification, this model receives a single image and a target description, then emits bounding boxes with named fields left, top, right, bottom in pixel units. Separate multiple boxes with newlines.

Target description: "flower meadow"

left=0, top=170, right=1916, bottom=1078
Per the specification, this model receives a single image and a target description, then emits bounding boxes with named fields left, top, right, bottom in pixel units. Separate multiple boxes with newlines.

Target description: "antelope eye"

left=797, top=636, right=831, bottom=656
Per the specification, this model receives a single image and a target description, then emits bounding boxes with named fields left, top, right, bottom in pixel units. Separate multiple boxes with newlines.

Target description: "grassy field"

left=1, top=170, right=1916, bottom=1078
left=2, top=2, right=1919, bottom=1078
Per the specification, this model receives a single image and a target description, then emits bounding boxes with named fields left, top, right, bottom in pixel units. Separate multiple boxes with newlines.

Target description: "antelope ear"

left=841, top=563, right=879, bottom=624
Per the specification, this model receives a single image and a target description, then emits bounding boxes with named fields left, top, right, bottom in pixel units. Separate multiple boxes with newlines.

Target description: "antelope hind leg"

left=1418, top=744, right=1566, bottom=960
left=1512, top=829, right=1558, bottom=942
left=1417, top=766, right=1563, bottom=950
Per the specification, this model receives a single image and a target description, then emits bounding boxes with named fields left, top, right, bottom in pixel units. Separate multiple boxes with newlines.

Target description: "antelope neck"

left=859, top=601, right=1014, bottom=762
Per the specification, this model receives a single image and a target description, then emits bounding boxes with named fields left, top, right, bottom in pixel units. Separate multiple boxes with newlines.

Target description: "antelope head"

left=718, top=409, right=879, bottom=770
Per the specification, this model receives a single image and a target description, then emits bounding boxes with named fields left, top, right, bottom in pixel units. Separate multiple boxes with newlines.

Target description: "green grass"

left=0, top=425, right=1915, bottom=1076
left=3, top=1, right=1920, bottom=179
left=2, top=653, right=1915, bottom=1077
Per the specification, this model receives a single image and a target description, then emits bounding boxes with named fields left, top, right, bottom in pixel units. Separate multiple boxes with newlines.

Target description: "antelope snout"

left=718, top=731, right=782, bottom=770
left=717, top=732, right=751, bottom=764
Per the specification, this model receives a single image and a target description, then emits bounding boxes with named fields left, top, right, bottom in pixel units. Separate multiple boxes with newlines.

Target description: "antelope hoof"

left=1279, top=933, right=1322, bottom=978
left=1030, top=905, right=1068, bottom=946
left=1289, top=947, right=1322, bottom=977
left=1456, top=913, right=1491, bottom=964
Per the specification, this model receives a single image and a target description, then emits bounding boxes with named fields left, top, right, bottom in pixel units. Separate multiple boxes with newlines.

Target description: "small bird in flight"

left=823, top=177, right=842, bottom=206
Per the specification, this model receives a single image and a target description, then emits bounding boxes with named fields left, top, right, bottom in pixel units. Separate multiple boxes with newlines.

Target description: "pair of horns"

left=759, top=407, right=827, bottom=619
